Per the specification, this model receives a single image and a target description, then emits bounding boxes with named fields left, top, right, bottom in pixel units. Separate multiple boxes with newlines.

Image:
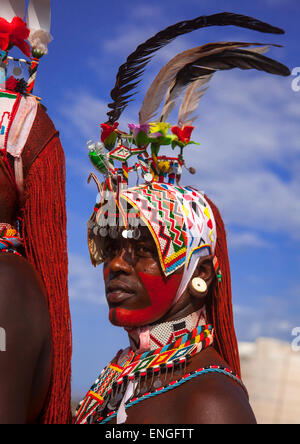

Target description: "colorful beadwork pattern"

left=75, top=324, right=213, bottom=424
left=0, top=224, right=22, bottom=255
left=95, top=366, right=246, bottom=424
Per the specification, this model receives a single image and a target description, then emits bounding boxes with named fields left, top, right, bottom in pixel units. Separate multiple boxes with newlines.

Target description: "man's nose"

left=109, top=247, right=134, bottom=274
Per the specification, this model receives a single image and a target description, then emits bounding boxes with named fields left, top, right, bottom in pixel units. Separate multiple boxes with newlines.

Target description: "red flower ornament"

left=100, top=122, right=119, bottom=143
left=171, top=125, right=195, bottom=144
left=5, top=76, right=18, bottom=92
left=0, top=17, right=31, bottom=58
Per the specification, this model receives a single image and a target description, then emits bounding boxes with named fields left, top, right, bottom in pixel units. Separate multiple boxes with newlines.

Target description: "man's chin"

left=108, top=306, right=156, bottom=329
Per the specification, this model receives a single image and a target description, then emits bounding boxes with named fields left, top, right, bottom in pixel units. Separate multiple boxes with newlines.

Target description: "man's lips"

left=106, top=281, right=135, bottom=305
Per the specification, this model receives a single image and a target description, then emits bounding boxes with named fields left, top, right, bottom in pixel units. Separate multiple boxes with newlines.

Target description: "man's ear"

left=187, top=255, right=215, bottom=299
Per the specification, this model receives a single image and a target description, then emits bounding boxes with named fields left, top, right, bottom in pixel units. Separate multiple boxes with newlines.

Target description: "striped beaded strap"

left=0, top=223, right=22, bottom=253
left=96, top=366, right=246, bottom=424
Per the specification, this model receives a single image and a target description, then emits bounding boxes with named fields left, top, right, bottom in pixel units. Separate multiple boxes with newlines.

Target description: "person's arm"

left=0, top=253, right=51, bottom=424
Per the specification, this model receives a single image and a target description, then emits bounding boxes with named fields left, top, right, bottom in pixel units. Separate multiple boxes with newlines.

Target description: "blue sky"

left=19, top=0, right=300, bottom=398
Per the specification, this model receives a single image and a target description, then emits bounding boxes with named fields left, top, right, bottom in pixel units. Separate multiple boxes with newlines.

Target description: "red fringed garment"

left=21, top=104, right=72, bottom=424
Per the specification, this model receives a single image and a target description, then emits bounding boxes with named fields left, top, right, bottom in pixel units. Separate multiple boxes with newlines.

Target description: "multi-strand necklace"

left=75, top=311, right=214, bottom=424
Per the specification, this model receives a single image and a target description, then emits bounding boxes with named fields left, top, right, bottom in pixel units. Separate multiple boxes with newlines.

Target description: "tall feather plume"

left=176, top=47, right=290, bottom=127
left=177, top=75, right=213, bottom=127
left=159, top=42, right=275, bottom=122
left=105, top=12, right=285, bottom=124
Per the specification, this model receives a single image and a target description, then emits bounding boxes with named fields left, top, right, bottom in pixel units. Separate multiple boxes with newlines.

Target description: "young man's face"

left=102, top=227, right=183, bottom=328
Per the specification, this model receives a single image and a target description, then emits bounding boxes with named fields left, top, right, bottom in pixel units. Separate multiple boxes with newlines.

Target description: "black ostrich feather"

left=105, top=12, right=285, bottom=124
left=177, top=48, right=290, bottom=81
left=171, top=48, right=290, bottom=126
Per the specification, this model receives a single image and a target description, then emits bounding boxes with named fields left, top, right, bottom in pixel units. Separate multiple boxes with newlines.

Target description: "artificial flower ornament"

left=0, top=16, right=30, bottom=57
left=149, top=122, right=171, bottom=137
left=100, top=122, right=119, bottom=149
left=128, top=124, right=150, bottom=148
left=5, top=75, right=17, bottom=90
left=128, top=124, right=150, bottom=139
left=171, top=126, right=195, bottom=144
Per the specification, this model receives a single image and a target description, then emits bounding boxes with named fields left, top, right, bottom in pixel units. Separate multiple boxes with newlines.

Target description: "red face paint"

left=110, top=271, right=183, bottom=328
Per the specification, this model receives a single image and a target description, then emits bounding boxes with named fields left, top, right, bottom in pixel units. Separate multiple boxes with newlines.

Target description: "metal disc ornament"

left=144, top=173, right=153, bottom=183
left=133, top=228, right=141, bottom=240
left=93, top=225, right=99, bottom=236
left=153, top=379, right=163, bottom=389
left=99, top=227, right=108, bottom=237
left=109, top=228, right=118, bottom=239
left=13, top=66, right=22, bottom=76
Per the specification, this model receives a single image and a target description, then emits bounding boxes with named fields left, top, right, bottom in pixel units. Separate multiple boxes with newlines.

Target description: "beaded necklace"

left=75, top=322, right=213, bottom=424
left=96, top=365, right=245, bottom=424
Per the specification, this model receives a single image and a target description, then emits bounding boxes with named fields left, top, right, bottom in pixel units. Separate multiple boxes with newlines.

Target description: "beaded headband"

left=87, top=12, right=289, bottom=292
left=0, top=0, right=52, bottom=96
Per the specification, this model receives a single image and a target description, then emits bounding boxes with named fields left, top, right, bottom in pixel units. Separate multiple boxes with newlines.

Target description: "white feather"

left=178, top=74, right=213, bottom=127
left=159, top=78, right=185, bottom=122
left=27, top=0, right=51, bottom=32
left=0, top=0, right=25, bottom=21
left=27, top=0, right=52, bottom=55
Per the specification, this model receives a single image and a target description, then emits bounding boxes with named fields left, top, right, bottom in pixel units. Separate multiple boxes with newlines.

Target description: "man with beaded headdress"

left=75, top=12, right=290, bottom=424
left=0, top=1, right=71, bottom=423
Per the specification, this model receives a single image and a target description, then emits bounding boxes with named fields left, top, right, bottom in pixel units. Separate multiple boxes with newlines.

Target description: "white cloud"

left=101, top=26, right=157, bottom=55
left=228, top=231, right=272, bottom=249
left=128, top=4, right=163, bottom=20
left=69, top=253, right=105, bottom=305
left=234, top=296, right=297, bottom=342
left=60, top=92, right=107, bottom=141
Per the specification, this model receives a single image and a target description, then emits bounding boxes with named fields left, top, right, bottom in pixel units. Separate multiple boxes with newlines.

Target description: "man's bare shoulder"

left=0, top=253, right=50, bottom=333
left=178, top=369, right=256, bottom=424
left=0, top=253, right=51, bottom=423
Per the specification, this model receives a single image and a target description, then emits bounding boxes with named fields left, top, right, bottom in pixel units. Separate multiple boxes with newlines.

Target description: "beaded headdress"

left=87, top=12, right=289, bottom=298
left=0, top=0, right=52, bottom=96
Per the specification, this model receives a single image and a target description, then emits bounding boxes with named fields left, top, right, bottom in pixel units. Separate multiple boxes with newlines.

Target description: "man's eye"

left=136, top=245, right=153, bottom=256
left=103, top=243, right=118, bottom=259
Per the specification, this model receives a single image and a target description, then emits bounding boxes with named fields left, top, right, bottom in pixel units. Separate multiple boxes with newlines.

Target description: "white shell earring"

left=192, top=277, right=207, bottom=293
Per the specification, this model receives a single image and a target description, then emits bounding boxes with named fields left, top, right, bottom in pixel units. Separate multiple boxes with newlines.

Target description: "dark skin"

left=102, top=227, right=256, bottom=424
left=0, top=160, right=52, bottom=424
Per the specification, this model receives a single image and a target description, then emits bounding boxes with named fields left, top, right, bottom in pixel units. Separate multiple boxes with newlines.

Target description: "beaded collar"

left=127, top=307, right=207, bottom=353
left=75, top=319, right=213, bottom=424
